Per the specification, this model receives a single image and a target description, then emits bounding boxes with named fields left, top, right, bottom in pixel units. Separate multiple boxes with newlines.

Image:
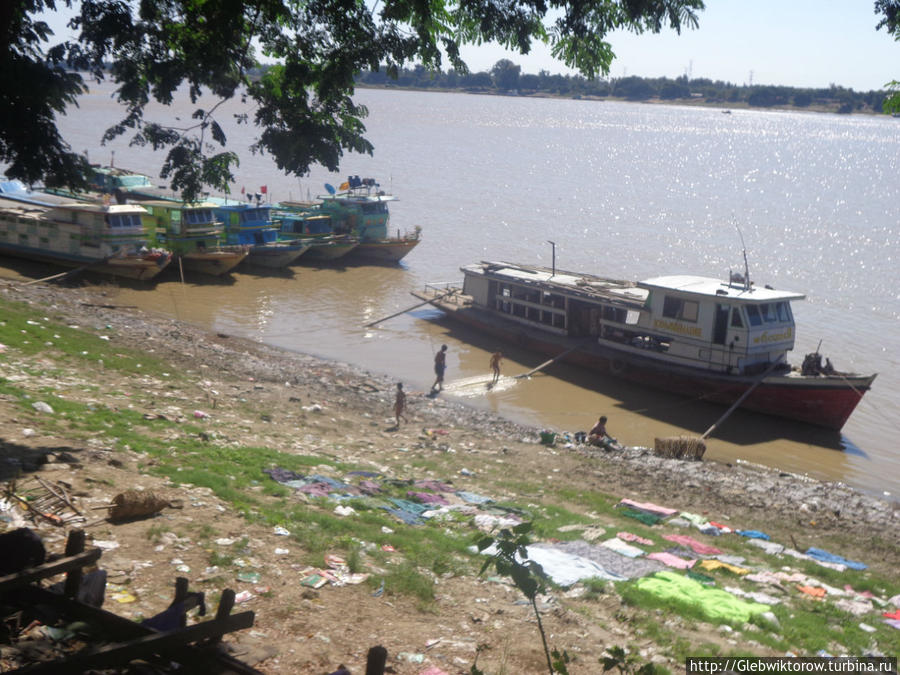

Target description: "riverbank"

left=1, top=274, right=898, bottom=673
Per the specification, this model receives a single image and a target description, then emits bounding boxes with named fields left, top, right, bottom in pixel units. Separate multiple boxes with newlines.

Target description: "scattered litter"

left=273, top=526, right=291, bottom=536
left=216, top=538, right=236, bottom=546
left=234, top=590, right=254, bottom=603
left=274, top=548, right=290, bottom=555
left=93, top=540, right=120, bottom=550
left=32, top=401, right=54, bottom=414
left=237, top=571, right=261, bottom=583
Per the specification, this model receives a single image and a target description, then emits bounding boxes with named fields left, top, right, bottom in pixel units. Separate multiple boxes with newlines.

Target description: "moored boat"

left=210, top=199, right=309, bottom=268
left=273, top=204, right=358, bottom=261
left=412, top=261, right=876, bottom=431
left=0, top=195, right=171, bottom=281
left=315, top=176, right=420, bottom=263
left=137, top=200, right=248, bottom=276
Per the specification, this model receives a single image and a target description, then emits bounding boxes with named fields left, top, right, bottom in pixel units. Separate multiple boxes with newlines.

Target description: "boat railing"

left=424, top=281, right=463, bottom=305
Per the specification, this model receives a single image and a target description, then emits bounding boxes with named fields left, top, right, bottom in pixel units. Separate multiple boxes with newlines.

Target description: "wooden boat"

left=0, top=193, right=171, bottom=281
left=412, top=261, right=876, bottom=431
left=209, top=199, right=309, bottom=268
left=315, top=177, right=420, bottom=263
left=137, top=200, right=248, bottom=276
left=273, top=205, right=359, bottom=261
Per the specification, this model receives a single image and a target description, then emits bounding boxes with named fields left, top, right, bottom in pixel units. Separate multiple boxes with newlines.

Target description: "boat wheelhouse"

left=0, top=196, right=171, bottom=280
left=414, top=261, right=875, bottom=431
left=273, top=203, right=358, bottom=261
left=315, top=176, right=420, bottom=263
left=138, top=200, right=248, bottom=276
left=210, top=200, right=309, bottom=268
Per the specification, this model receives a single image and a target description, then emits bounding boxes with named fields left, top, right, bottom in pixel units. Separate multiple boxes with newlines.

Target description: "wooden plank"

left=514, top=341, right=588, bottom=379
left=9, top=611, right=255, bottom=674
left=0, top=548, right=101, bottom=594
left=13, top=586, right=262, bottom=674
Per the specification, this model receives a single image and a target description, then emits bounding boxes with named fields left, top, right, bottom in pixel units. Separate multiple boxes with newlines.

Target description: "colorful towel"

left=617, top=499, right=678, bottom=517
left=698, top=559, right=749, bottom=575
left=600, top=537, right=646, bottom=558
left=663, top=534, right=722, bottom=555
left=737, top=529, right=770, bottom=540
left=634, top=571, right=770, bottom=624
left=617, top=532, right=654, bottom=546
left=620, top=508, right=663, bottom=526
left=805, top=547, right=867, bottom=570
left=647, top=552, right=695, bottom=570
left=797, top=585, right=827, bottom=599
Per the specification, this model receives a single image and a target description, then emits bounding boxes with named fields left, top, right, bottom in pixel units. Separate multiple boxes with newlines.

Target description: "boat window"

left=603, top=306, right=627, bottom=323
left=776, top=302, right=789, bottom=322
left=759, top=303, right=778, bottom=323
left=745, top=305, right=762, bottom=326
left=662, top=296, right=699, bottom=322
left=730, top=307, right=744, bottom=328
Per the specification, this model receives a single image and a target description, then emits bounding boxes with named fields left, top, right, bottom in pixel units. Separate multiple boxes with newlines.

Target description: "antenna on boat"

left=547, top=240, right=556, bottom=277
left=736, top=225, right=750, bottom=291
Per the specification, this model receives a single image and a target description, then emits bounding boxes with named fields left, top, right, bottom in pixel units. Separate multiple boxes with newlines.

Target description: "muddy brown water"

left=3, top=84, right=898, bottom=498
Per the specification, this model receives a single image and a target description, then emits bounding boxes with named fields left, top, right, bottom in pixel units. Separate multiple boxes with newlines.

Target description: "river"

left=4, top=84, right=900, bottom=499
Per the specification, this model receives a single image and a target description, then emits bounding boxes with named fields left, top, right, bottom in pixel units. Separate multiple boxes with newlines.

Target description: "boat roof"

left=464, top=261, right=648, bottom=307
left=464, top=261, right=805, bottom=306
left=137, top=199, right=217, bottom=209
left=318, top=192, right=397, bottom=203
left=638, top=275, right=805, bottom=302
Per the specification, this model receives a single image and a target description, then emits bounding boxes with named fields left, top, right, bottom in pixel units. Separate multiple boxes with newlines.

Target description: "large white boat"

left=0, top=193, right=171, bottom=281
left=413, top=261, right=876, bottom=431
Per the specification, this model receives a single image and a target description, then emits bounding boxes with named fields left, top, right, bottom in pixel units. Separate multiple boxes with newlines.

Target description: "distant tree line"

left=357, top=59, right=890, bottom=114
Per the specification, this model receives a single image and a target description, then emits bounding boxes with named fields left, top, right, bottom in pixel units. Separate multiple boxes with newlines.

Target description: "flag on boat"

left=260, top=185, right=267, bottom=194
left=241, top=186, right=245, bottom=194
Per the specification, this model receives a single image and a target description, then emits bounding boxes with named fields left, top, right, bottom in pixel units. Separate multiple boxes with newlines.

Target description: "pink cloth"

left=648, top=551, right=695, bottom=569
left=617, top=531, right=654, bottom=546
left=617, top=498, right=678, bottom=517
left=663, top=534, right=723, bottom=556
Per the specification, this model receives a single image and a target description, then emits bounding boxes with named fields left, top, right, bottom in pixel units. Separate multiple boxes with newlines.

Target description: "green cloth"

left=634, top=571, right=770, bottom=624
left=619, top=508, right=663, bottom=526
left=686, top=570, right=716, bottom=585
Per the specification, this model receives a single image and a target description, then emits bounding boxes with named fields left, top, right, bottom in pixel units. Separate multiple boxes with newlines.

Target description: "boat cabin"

left=210, top=202, right=278, bottom=246
left=316, top=178, right=396, bottom=241
left=460, top=262, right=804, bottom=376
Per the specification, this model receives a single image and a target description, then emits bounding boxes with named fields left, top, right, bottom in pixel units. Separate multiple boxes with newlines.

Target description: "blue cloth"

left=736, top=530, right=770, bottom=540
left=455, top=490, right=493, bottom=505
left=805, top=547, right=867, bottom=570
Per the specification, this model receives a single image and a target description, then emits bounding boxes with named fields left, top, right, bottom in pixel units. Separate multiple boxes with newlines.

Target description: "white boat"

left=413, top=261, right=876, bottom=431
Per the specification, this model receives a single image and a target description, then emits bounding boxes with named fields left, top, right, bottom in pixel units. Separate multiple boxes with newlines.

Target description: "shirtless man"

left=431, top=344, right=448, bottom=392
left=489, top=351, right=503, bottom=385
left=394, top=382, right=408, bottom=426
left=588, top=415, right=609, bottom=446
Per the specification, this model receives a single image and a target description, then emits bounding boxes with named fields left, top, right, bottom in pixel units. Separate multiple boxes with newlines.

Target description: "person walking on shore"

left=489, top=351, right=503, bottom=386
left=431, top=344, right=448, bottom=393
left=394, top=382, right=408, bottom=426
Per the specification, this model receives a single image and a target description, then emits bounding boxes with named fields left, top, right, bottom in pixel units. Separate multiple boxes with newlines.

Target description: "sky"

left=38, top=0, right=898, bottom=92
left=461, top=1, right=898, bottom=91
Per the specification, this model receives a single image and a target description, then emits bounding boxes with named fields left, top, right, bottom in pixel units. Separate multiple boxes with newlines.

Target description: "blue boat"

left=209, top=198, right=309, bottom=268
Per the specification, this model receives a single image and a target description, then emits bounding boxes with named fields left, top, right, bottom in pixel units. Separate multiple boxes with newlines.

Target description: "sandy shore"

left=2, top=275, right=898, bottom=673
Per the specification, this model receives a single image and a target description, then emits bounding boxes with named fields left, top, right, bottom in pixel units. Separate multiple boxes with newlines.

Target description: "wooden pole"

left=514, top=342, right=587, bottom=379
left=701, top=356, right=784, bottom=440
left=365, top=288, right=457, bottom=327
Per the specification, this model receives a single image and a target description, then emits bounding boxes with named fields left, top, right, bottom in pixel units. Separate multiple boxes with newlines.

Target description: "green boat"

left=137, top=200, right=248, bottom=276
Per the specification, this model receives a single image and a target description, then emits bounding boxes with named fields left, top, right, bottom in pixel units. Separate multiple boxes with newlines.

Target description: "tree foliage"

left=1, top=0, right=703, bottom=201
left=876, top=0, right=900, bottom=113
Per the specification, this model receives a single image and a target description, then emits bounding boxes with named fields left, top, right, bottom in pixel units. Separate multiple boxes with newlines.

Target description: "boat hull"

left=0, top=243, right=171, bottom=281
left=243, top=243, right=309, bottom=268
left=303, top=240, right=359, bottom=261
left=178, top=250, right=248, bottom=276
left=413, top=291, right=874, bottom=431
left=346, top=238, right=419, bottom=263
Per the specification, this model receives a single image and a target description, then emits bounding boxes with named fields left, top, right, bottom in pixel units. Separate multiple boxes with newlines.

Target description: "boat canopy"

left=638, top=275, right=805, bottom=303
